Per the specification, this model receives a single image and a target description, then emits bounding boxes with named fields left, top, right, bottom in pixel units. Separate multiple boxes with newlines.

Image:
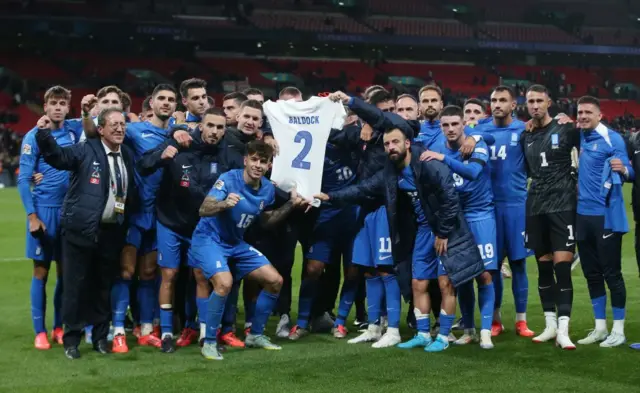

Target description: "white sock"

left=200, top=323, right=206, bottom=340
left=141, top=323, right=153, bottom=336
left=595, top=319, right=607, bottom=332
left=612, top=319, right=625, bottom=335
left=114, top=327, right=125, bottom=336
left=162, top=332, right=172, bottom=339
left=386, top=327, right=400, bottom=336
left=516, top=312, right=526, bottom=322
left=544, top=312, right=558, bottom=329
left=418, top=331, right=430, bottom=339
left=558, top=316, right=570, bottom=334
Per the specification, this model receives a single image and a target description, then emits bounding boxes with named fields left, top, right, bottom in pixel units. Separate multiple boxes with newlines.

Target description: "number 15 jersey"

left=264, top=97, right=347, bottom=201
left=521, top=119, right=579, bottom=216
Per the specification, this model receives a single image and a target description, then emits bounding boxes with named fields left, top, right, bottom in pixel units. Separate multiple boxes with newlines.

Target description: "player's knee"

left=266, top=273, right=284, bottom=293
left=32, top=264, right=49, bottom=280
left=412, top=278, right=427, bottom=293
left=478, top=271, right=492, bottom=285
left=306, top=261, right=323, bottom=279
left=438, top=278, right=454, bottom=296
left=161, top=268, right=178, bottom=285
left=212, top=275, right=233, bottom=296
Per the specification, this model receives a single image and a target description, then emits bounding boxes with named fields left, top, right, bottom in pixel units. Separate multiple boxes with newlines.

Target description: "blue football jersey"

left=194, top=169, right=276, bottom=245
left=318, top=143, right=358, bottom=223
left=431, top=139, right=494, bottom=222
left=398, top=165, right=429, bottom=226
left=125, top=121, right=169, bottom=212
left=414, top=119, right=444, bottom=149
left=475, top=118, right=527, bottom=206
left=18, top=120, right=83, bottom=211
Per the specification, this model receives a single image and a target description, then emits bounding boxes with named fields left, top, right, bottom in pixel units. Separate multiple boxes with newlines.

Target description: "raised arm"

left=137, top=139, right=179, bottom=177
left=199, top=176, right=237, bottom=217
left=323, top=170, right=385, bottom=205
left=34, top=117, right=84, bottom=171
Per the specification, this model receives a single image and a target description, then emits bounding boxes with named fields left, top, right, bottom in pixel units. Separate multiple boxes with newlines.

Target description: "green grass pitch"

left=0, top=187, right=639, bottom=393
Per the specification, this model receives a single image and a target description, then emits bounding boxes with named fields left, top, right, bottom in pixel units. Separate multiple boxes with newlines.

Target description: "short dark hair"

left=179, top=78, right=207, bottom=99
left=418, top=84, right=443, bottom=99
left=96, top=85, right=123, bottom=100
left=223, top=92, right=248, bottom=105
left=577, top=95, right=600, bottom=109
left=243, top=88, right=264, bottom=97
left=152, top=84, right=177, bottom=98
left=492, top=85, right=516, bottom=100
left=97, top=108, right=123, bottom=127
left=246, top=139, right=274, bottom=161
left=364, top=85, right=387, bottom=101
left=527, top=84, right=549, bottom=95
left=463, top=98, right=485, bottom=110
left=121, top=92, right=132, bottom=111
left=369, top=90, right=393, bottom=107
left=142, top=96, right=152, bottom=112
left=240, top=99, right=263, bottom=114
left=279, top=86, right=302, bottom=99
left=382, top=126, right=409, bottom=141
left=396, top=94, right=417, bottom=104
left=44, top=85, right=71, bottom=102
left=202, top=107, right=225, bottom=119
left=439, top=105, right=464, bottom=119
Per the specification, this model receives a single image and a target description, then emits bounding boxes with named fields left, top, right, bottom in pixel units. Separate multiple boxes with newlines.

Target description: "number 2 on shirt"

left=292, top=130, right=313, bottom=170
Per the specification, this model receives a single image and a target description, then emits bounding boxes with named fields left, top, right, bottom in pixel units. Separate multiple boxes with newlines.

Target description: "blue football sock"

left=184, top=280, right=198, bottom=330
left=221, top=283, right=239, bottom=334
left=439, top=312, right=455, bottom=337
left=478, top=282, right=495, bottom=331
left=138, top=279, right=156, bottom=325
left=457, top=281, right=476, bottom=329
left=250, top=290, right=279, bottom=336
left=196, top=296, right=208, bottom=326
left=30, top=277, right=46, bottom=334
left=510, top=259, right=528, bottom=314
left=245, top=300, right=256, bottom=326
left=613, top=306, right=625, bottom=321
left=591, top=295, right=607, bottom=320
left=205, top=291, right=228, bottom=344
left=160, top=305, right=173, bottom=336
left=415, top=311, right=430, bottom=334
left=365, top=276, right=384, bottom=325
left=154, top=275, right=161, bottom=322
left=111, top=278, right=131, bottom=328
left=334, top=277, right=358, bottom=327
left=382, top=275, right=401, bottom=329
left=491, top=270, right=504, bottom=310
left=296, top=278, right=319, bottom=329
left=53, top=277, right=63, bottom=329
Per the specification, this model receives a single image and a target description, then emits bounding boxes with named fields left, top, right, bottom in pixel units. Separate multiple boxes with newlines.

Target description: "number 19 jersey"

left=264, top=97, right=347, bottom=201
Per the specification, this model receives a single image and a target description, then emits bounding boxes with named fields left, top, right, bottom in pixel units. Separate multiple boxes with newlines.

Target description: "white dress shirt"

left=101, top=141, right=128, bottom=223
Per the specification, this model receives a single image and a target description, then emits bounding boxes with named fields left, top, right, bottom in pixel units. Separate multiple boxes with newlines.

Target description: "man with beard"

left=474, top=86, right=534, bottom=338
left=137, top=107, right=243, bottom=353
left=110, top=84, right=178, bottom=353
left=315, top=124, right=483, bottom=352
left=18, top=86, right=84, bottom=350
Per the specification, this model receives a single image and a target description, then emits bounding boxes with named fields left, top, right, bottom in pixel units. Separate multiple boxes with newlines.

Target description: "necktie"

left=109, top=152, right=125, bottom=224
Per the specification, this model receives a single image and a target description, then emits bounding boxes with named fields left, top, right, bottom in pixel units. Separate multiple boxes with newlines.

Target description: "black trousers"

left=635, top=223, right=640, bottom=276
left=61, top=225, right=123, bottom=348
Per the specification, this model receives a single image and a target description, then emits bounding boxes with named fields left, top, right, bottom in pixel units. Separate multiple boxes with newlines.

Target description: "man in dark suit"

left=35, top=108, right=137, bottom=359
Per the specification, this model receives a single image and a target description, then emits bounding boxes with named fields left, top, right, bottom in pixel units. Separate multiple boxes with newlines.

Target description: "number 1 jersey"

left=264, top=97, right=347, bottom=201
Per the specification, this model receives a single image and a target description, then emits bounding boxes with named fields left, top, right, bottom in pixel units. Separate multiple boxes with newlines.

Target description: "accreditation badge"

left=114, top=197, right=126, bottom=214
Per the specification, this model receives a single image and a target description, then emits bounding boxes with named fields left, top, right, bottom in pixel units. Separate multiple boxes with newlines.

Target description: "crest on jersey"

left=69, top=132, right=76, bottom=143
left=90, top=163, right=101, bottom=184
left=510, top=132, right=519, bottom=146
left=22, top=144, right=32, bottom=155
left=210, top=163, right=218, bottom=174
left=214, top=179, right=224, bottom=190
left=551, top=133, right=559, bottom=149
left=180, top=169, right=190, bottom=188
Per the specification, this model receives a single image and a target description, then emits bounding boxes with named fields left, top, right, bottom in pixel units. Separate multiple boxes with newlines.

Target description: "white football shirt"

left=264, top=96, right=346, bottom=204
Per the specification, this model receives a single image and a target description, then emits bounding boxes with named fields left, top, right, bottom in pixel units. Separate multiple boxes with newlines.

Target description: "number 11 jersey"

left=264, top=97, right=347, bottom=201
left=521, top=119, right=580, bottom=216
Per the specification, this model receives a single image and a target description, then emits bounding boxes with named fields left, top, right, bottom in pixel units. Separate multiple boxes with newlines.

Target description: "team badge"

left=90, top=163, right=101, bottom=185
left=551, top=133, right=559, bottom=149
left=22, top=144, right=32, bottom=155
left=510, top=132, right=519, bottom=146
left=214, top=180, right=224, bottom=190
left=180, top=169, right=190, bottom=187
left=210, top=163, right=218, bottom=174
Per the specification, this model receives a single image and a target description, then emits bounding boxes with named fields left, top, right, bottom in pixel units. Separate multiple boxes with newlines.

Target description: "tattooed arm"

left=199, top=193, right=240, bottom=217
left=260, top=199, right=296, bottom=229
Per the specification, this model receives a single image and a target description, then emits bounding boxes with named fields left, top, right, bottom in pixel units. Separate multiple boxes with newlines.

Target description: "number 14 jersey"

left=521, top=119, right=579, bottom=216
left=264, top=97, right=347, bottom=201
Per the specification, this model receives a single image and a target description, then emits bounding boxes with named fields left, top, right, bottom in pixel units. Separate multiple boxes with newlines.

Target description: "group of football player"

left=19, top=76, right=636, bottom=360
